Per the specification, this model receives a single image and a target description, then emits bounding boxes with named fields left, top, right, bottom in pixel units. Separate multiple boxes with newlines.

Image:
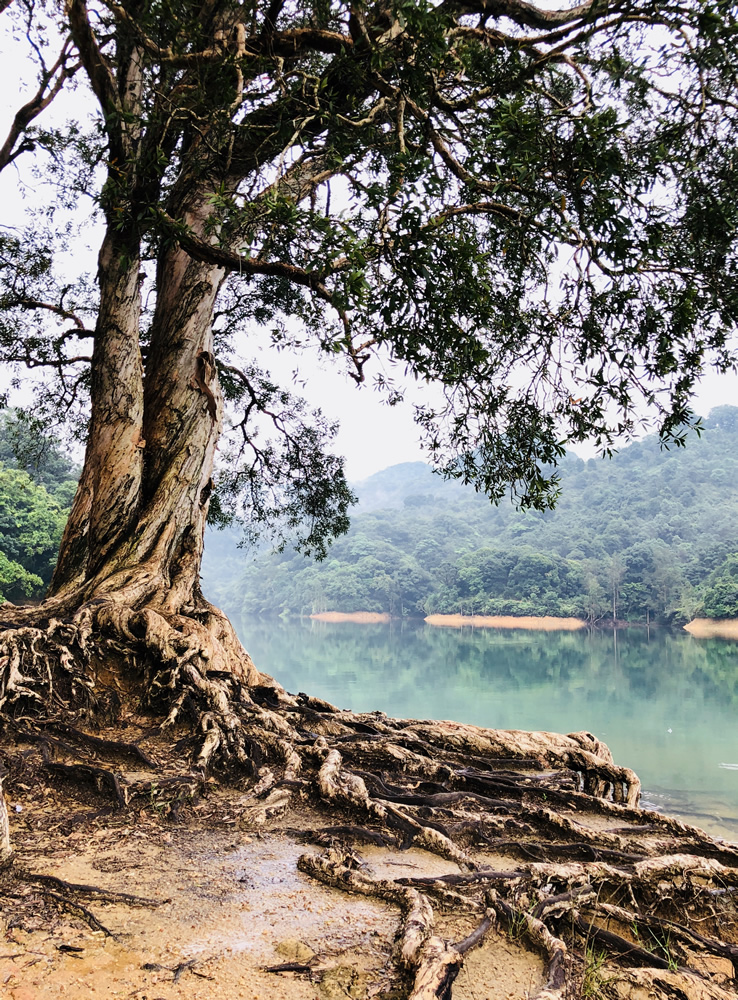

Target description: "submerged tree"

left=2, top=1, right=738, bottom=995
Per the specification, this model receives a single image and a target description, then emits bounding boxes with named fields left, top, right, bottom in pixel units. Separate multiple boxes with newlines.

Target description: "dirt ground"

left=0, top=783, right=543, bottom=1000
left=3, top=703, right=736, bottom=1000
left=683, top=618, right=738, bottom=640
left=422, top=615, right=586, bottom=630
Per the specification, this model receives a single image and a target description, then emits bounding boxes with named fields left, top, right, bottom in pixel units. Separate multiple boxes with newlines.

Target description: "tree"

left=0, top=0, right=725, bottom=719
left=702, top=552, right=738, bottom=618
left=0, top=410, right=78, bottom=600
left=0, top=465, right=71, bottom=598
left=2, top=1, right=738, bottom=996
left=606, top=553, right=625, bottom=622
left=0, top=410, right=79, bottom=494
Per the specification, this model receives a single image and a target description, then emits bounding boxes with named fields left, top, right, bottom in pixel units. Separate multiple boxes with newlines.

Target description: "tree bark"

left=35, top=181, right=259, bottom=689
left=0, top=774, right=10, bottom=865
left=137, top=188, right=226, bottom=614
left=51, top=228, right=144, bottom=598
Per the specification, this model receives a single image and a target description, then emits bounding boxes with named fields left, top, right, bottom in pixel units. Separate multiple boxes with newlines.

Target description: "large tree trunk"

left=51, top=185, right=228, bottom=617
left=137, top=188, right=226, bottom=615
left=51, top=211, right=214, bottom=612
left=0, top=184, right=258, bottom=723
left=50, top=227, right=144, bottom=598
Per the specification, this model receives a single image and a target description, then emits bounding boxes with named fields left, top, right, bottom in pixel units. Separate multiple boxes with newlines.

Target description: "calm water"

left=234, top=617, right=738, bottom=841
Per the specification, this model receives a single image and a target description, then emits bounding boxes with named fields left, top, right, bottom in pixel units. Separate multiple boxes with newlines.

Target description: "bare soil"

left=684, top=619, right=738, bottom=640
left=309, top=613, right=393, bottom=624
left=1, top=784, right=540, bottom=1000
left=423, top=615, right=587, bottom=630
left=308, top=612, right=588, bottom=629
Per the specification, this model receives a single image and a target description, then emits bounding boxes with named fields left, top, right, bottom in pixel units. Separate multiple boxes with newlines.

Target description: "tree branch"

left=440, top=0, right=607, bottom=31
left=0, top=39, right=80, bottom=173
left=159, top=209, right=335, bottom=287
left=98, top=0, right=352, bottom=67
left=66, top=0, right=121, bottom=119
left=158, top=210, right=359, bottom=358
left=7, top=297, right=92, bottom=333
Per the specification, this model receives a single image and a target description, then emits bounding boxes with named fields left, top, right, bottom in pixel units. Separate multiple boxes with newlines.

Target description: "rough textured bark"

left=0, top=187, right=258, bottom=720
left=51, top=229, right=144, bottom=596
left=0, top=773, right=10, bottom=865
left=138, top=190, right=226, bottom=613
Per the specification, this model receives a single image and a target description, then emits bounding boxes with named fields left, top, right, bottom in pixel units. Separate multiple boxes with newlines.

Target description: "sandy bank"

left=684, top=617, right=738, bottom=639
left=310, top=611, right=391, bottom=623
left=424, top=613, right=587, bottom=631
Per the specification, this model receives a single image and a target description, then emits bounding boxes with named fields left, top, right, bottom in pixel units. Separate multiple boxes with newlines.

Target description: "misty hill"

left=354, top=461, right=467, bottom=511
left=202, top=405, right=738, bottom=623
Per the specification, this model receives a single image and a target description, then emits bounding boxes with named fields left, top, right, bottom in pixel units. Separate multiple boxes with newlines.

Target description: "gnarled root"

left=299, top=847, right=466, bottom=1000
left=488, top=890, right=569, bottom=1000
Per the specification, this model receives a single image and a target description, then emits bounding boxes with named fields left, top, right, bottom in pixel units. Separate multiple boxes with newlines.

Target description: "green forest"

left=202, top=405, right=738, bottom=625
left=0, top=413, right=78, bottom=603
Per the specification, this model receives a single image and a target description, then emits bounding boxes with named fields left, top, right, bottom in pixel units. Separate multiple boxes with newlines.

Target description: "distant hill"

left=202, top=405, right=738, bottom=624
left=353, top=462, right=464, bottom=511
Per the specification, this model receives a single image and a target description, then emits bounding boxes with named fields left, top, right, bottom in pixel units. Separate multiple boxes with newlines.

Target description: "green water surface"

left=234, top=617, right=738, bottom=841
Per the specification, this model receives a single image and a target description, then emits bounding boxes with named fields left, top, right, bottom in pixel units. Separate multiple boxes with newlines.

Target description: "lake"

left=234, top=616, right=738, bottom=842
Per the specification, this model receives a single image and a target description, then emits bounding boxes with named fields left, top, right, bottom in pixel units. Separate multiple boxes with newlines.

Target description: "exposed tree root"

left=0, top=767, right=10, bottom=865
left=488, top=890, right=569, bottom=1000
left=21, top=871, right=167, bottom=907
left=298, top=847, right=467, bottom=1000
left=1, top=603, right=738, bottom=999
left=41, top=888, right=113, bottom=935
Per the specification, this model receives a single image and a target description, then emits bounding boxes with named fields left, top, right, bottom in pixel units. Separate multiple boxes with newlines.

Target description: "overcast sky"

left=292, top=360, right=738, bottom=482
left=2, top=24, right=736, bottom=482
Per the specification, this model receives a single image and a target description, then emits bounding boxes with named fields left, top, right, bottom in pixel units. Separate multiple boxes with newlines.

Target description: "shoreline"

left=310, top=611, right=392, bottom=623
left=424, top=613, right=587, bottom=630
left=309, top=611, right=588, bottom=630
left=684, top=617, right=738, bottom=639
left=306, top=612, right=738, bottom=638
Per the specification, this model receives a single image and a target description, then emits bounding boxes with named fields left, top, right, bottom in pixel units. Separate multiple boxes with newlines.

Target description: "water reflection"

left=235, top=617, right=738, bottom=841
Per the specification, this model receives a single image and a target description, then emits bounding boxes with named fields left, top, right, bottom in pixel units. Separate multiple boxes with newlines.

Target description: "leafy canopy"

left=1, top=0, right=738, bottom=549
left=0, top=411, right=78, bottom=600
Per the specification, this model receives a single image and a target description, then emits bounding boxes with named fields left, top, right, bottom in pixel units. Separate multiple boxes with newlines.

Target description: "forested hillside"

left=0, top=413, right=77, bottom=602
left=203, top=406, right=738, bottom=624
left=2, top=406, right=736, bottom=623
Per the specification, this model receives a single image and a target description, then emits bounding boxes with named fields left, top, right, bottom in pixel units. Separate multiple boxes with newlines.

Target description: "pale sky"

left=1, top=24, right=737, bottom=482
left=270, top=351, right=738, bottom=480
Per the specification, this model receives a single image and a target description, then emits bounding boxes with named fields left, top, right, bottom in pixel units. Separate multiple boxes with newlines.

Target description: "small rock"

left=275, top=938, right=316, bottom=964
left=319, top=965, right=367, bottom=1000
